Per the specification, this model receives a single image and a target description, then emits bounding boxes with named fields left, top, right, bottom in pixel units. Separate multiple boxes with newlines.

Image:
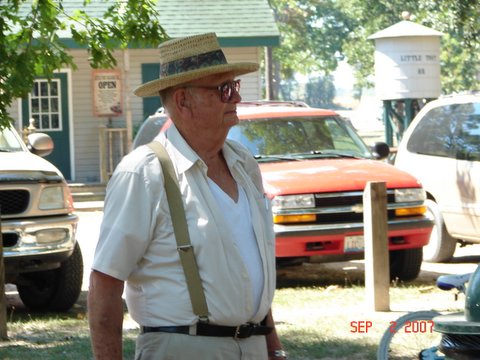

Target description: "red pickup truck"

left=134, top=101, right=433, bottom=281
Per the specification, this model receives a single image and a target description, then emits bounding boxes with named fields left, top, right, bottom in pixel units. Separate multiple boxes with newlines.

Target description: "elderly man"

left=88, top=32, right=286, bottom=360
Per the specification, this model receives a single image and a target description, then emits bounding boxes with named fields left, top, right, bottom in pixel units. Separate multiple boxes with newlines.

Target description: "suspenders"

left=147, top=141, right=209, bottom=323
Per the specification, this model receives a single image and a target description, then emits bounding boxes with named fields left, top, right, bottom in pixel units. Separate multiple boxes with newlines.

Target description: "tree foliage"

left=268, top=0, right=479, bottom=99
left=305, top=75, right=335, bottom=108
left=0, top=0, right=168, bottom=128
left=269, top=0, right=354, bottom=78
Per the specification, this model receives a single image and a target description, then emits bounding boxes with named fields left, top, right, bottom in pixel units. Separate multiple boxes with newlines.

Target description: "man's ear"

left=172, top=88, right=189, bottom=112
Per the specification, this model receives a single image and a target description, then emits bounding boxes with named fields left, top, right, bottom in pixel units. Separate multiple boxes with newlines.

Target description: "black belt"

left=141, top=322, right=273, bottom=339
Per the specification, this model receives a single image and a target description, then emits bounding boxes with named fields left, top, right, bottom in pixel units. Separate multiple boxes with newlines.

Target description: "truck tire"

left=389, top=248, right=423, bottom=281
left=423, top=199, right=457, bottom=263
left=18, top=242, right=83, bottom=312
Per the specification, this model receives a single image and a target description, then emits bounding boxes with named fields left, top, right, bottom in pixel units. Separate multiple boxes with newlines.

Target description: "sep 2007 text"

left=349, top=320, right=434, bottom=334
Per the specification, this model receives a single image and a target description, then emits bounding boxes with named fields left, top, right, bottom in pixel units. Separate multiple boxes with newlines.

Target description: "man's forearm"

left=265, top=309, right=286, bottom=359
left=88, top=270, right=125, bottom=360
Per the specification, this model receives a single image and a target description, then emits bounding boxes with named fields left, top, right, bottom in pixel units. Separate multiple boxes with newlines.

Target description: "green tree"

left=268, top=0, right=479, bottom=98
left=268, top=0, right=353, bottom=99
left=0, top=0, right=168, bottom=128
left=305, top=75, right=335, bottom=108
left=420, top=0, right=480, bottom=93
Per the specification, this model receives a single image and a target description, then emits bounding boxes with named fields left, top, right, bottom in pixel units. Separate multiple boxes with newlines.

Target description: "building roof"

left=18, top=0, right=279, bottom=47
left=158, top=0, right=279, bottom=46
left=368, top=20, right=443, bottom=40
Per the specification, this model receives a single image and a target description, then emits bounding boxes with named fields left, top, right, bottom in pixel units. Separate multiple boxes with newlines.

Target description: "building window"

left=29, top=79, right=62, bottom=131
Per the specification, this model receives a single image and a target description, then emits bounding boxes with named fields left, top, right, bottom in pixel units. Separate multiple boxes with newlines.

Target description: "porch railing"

left=99, top=127, right=128, bottom=183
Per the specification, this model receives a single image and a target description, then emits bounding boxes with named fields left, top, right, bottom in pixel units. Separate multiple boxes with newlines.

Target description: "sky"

left=333, top=61, right=355, bottom=92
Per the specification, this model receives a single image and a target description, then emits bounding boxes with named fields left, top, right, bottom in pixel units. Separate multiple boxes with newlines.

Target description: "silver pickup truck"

left=0, top=125, right=81, bottom=311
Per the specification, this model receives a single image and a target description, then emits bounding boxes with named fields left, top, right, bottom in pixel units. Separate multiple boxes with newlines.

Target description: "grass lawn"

left=0, top=261, right=466, bottom=359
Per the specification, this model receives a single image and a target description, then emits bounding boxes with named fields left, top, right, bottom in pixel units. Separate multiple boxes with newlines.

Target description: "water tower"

left=368, top=13, right=443, bottom=146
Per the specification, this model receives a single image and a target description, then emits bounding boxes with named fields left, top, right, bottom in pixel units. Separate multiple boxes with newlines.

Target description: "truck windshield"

left=0, top=127, right=25, bottom=152
left=228, top=116, right=373, bottom=160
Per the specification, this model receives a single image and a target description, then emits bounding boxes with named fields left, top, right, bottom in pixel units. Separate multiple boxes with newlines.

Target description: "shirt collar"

left=155, top=124, right=199, bottom=174
left=154, top=124, right=244, bottom=174
left=223, top=139, right=246, bottom=169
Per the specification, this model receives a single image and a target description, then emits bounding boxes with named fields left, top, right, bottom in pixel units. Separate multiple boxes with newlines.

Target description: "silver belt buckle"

left=188, top=323, right=197, bottom=336
left=234, top=323, right=256, bottom=339
left=234, top=325, right=243, bottom=339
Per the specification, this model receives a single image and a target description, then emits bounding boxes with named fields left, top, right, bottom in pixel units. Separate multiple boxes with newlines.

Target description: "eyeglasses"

left=186, top=79, right=241, bottom=103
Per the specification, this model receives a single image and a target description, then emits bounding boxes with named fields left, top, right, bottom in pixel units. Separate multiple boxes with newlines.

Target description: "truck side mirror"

left=27, top=133, right=54, bottom=157
left=371, top=142, right=390, bottom=160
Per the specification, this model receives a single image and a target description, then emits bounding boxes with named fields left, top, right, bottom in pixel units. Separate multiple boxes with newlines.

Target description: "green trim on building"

left=60, top=35, right=279, bottom=49
left=219, top=37, right=280, bottom=47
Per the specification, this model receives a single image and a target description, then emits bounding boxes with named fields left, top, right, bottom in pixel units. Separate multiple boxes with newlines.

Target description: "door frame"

left=17, top=69, right=75, bottom=180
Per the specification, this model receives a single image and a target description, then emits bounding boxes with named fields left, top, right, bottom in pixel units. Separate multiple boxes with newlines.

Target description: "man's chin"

left=223, top=114, right=239, bottom=126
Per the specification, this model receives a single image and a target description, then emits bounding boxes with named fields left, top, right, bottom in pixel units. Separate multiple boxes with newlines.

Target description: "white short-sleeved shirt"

left=92, top=124, right=276, bottom=327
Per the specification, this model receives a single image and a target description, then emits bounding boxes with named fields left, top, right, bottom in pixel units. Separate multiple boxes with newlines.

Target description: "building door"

left=22, top=73, right=71, bottom=180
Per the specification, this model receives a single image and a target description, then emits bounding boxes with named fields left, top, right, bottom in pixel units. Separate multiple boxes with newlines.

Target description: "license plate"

left=344, top=235, right=364, bottom=253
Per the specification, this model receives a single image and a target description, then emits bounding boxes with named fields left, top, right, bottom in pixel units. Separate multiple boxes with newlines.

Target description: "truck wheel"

left=389, top=248, right=423, bottom=281
left=18, top=242, right=83, bottom=312
left=423, top=199, right=457, bottom=263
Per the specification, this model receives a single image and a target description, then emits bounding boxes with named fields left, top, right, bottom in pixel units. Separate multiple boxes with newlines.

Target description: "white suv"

left=395, top=93, right=480, bottom=262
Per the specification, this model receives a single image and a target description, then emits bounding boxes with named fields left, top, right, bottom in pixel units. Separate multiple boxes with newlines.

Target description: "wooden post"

left=0, top=210, right=8, bottom=340
left=264, top=47, right=273, bottom=100
left=363, top=181, right=390, bottom=311
left=99, top=127, right=107, bottom=183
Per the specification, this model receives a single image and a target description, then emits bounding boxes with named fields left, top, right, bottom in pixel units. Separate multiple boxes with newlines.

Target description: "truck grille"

left=0, top=190, right=30, bottom=215
left=314, top=191, right=396, bottom=224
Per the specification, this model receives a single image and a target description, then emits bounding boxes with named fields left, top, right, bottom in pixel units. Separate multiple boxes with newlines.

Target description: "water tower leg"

left=404, top=99, right=415, bottom=134
left=383, top=100, right=394, bottom=146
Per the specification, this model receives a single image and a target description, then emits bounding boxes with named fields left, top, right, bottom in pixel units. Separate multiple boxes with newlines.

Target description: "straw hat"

left=134, top=33, right=259, bottom=97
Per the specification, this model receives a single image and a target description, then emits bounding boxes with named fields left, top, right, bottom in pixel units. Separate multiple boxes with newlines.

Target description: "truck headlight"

left=395, top=188, right=426, bottom=203
left=39, top=186, right=66, bottom=210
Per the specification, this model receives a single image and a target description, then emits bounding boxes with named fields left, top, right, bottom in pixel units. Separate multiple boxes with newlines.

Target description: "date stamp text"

left=349, top=320, right=434, bottom=333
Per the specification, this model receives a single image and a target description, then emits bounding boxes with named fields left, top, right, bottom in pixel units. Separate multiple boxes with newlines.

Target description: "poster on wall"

left=92, top=69, right=123, bottom=117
